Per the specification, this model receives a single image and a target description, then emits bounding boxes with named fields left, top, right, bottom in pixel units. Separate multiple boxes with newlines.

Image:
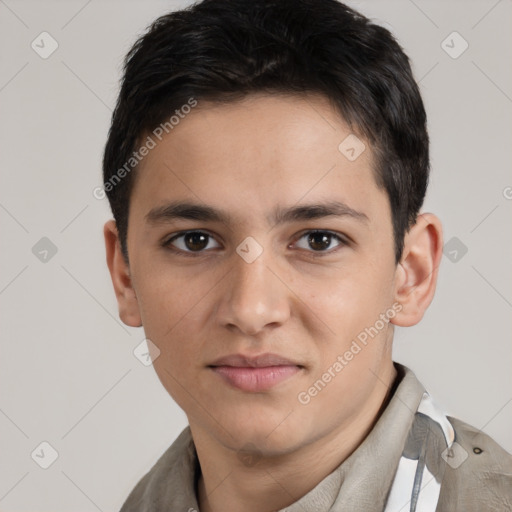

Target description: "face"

left=116, top=94, right=404, bottom=455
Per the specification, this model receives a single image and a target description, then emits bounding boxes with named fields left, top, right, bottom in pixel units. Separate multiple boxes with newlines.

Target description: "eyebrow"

left=145, top=200, right=369, bottom=226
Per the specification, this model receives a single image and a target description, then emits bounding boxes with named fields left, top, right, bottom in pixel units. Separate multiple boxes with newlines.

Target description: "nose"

left=215, top=251, right=291, bottom=336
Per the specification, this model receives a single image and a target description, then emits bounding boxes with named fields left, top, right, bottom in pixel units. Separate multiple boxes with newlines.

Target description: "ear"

left=391, top=213, right=443, bottom=327
left=103, top=220, right=142, bottom=327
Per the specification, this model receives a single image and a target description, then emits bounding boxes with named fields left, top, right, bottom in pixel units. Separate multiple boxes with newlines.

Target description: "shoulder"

left=436, top=416, right=512, bottom=511
left=119, top=427, right=198, bottom=511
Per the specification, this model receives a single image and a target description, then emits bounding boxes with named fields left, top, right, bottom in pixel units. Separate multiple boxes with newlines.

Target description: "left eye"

left=293, top=231, right=345, bottom=252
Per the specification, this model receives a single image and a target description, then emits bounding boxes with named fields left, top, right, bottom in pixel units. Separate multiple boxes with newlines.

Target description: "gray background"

left=0, top=0, right=510, bottom=510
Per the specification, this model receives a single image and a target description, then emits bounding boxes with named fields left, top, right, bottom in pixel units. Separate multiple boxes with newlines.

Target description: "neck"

left=195, top=361, right=398, bottom=512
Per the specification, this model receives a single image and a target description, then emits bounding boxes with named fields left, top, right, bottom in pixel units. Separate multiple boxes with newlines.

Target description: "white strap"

left=384, top=392, right=452, bottom=512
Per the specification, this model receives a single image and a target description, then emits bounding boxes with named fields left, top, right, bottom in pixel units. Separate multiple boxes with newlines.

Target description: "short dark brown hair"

left=103, top=0, right=429, bottom=263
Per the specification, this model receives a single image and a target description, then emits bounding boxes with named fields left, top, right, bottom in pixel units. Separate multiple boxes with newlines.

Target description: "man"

left=101, top=0, right=512, bottom=510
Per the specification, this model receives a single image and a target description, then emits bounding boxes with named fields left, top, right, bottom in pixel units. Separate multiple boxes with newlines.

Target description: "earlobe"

left=390, top=213, right=443, bottom=327
left=103, top=220, right=142, bottom=328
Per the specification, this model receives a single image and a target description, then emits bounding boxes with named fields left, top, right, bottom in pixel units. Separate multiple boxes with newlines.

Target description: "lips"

left=210, top=353, right=300, bottom=368
left=209, top=353, right=303, bottom=392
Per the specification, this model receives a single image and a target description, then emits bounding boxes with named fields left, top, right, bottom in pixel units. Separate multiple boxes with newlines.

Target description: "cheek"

left=141, top=276, right=207, bottom=409
left=306, top=266, right=388, bottom=328
left=303, top=261, right=396, bottom=382
left=135, top=263, right=209, bottom=331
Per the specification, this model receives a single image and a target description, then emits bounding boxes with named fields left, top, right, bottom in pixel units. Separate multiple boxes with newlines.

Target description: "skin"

left=104, top=93, right=443, bottom=512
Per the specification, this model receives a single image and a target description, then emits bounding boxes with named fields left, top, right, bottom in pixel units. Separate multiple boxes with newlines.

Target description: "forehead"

left=140, top=93, right=369, bottom=169
left=131, top=93, right=388, bottom=226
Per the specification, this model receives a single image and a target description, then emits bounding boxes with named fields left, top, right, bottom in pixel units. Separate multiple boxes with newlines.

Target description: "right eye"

left=164, top=230, right=221, bottom=254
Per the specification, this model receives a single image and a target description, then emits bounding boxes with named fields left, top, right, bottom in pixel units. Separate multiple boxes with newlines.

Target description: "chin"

left=215, top=410, right=312, bottom=457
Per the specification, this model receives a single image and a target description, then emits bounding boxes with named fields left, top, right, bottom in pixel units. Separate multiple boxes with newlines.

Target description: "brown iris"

left=307, top=231, right=333, bottom=251
left=184, top=232, right=209, bottom=251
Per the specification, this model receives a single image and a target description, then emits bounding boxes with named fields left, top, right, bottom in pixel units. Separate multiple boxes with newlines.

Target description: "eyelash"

left=161, top=229, right=349, bottom=258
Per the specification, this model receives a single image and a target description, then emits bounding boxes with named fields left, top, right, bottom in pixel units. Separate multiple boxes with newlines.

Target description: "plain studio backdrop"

left=0, top=0, right=510, bottom=510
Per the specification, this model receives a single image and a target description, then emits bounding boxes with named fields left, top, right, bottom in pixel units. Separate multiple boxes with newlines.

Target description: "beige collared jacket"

left=119, top=364, right=512, bottom=511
